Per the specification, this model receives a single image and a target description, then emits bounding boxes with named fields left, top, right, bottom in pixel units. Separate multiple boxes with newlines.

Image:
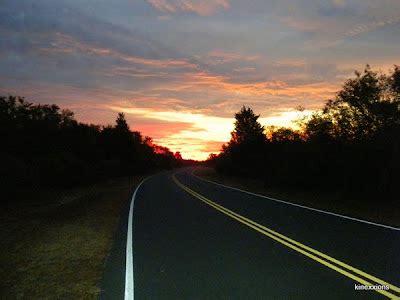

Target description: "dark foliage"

left=210, top=65, right=400, bottom=200
left=0, top=96, right=182, bottom=197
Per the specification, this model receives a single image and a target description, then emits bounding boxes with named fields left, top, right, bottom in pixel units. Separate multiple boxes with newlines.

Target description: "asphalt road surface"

left=100, top=168, right=400, bottom=299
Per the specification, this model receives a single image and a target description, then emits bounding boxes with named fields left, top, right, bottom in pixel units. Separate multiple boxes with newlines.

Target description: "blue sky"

left=1, top=0, right=399, bottom=159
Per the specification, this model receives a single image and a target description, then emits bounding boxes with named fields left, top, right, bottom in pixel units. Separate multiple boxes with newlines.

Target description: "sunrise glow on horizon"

left=1, top=0, right=399, bottom=159
left=109, top=105, right=314, bottom=160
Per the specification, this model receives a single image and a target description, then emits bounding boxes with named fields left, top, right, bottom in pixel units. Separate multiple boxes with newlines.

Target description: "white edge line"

left=191, top=168, right=400, bottom=231
left=124, top=175, right=152, bottom=300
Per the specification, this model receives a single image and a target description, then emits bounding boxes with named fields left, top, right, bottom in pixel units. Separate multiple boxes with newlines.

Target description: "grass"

left=195, top=167, right=400, bottom=228
left=0, top=175, right=146, bottom=299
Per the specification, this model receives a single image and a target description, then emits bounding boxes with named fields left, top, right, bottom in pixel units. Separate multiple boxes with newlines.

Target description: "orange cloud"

left=36, top=32, right=338, bottom=106
left=148, top=67, right=339, bottom=100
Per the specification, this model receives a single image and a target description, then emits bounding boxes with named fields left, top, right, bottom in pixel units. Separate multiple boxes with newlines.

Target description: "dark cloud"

left=0, top=0, right=177, bottom=59
left=0, top=0, right=186, bottom=92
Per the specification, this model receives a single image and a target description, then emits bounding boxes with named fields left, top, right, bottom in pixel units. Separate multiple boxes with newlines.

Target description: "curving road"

left=100, top=168, right=400, bottom=299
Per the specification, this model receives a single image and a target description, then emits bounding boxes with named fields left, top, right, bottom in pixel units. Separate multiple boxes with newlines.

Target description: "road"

left=100, top=168, right=400, bottom=299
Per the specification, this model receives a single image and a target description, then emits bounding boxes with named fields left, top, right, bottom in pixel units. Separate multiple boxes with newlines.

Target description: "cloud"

left=145, top=0, right=229, bottom=16
left=202, top=50, right=259, bottom=64
left=0, top=0, right=179, bottom=60
left=344, top=16, right=400, bottom=38
left=279, top=0, right=400, bottom=50
left=2, top=0, right=400, bottom=159
left=0, top=1, right=198, bottom=93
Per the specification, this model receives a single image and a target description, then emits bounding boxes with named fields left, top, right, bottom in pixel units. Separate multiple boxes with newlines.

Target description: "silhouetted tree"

left=230, top=106, right=265, bottom=145
left=217, top=106, right=266, bottom=177
left=0, top=96, right=181, bottom=200
left=215, top=65, right=399, bottom=200
left=116, top=112, right=130, bottom=132
left=174, top=151, right=183, bottom=160
left=267, top=126, right=302, bottom=143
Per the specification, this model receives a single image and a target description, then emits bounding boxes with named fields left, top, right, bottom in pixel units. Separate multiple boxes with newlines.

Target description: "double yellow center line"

left=172, top=174, right=400, bottom=299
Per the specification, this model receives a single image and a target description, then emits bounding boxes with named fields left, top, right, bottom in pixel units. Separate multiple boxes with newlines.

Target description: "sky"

left=1, top=0, right=399, bottom=160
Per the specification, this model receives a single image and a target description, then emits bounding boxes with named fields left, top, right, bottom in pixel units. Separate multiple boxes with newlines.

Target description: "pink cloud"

left=146, top=0, right=229, bottom=16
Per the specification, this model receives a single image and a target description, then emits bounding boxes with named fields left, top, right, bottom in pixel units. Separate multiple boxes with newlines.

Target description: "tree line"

left=208, top=65, right=400, bottom=200
left=0, top=96, right=182, bottom=196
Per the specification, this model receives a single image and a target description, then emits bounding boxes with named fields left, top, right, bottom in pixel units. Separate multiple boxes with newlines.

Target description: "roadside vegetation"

left=206, top=65, right=400, bottom=221
left=0, top=96, right=182, bottom=198
left=0, top=97, right=183, bottom=298
left=0, top=175, right=144, bottom=298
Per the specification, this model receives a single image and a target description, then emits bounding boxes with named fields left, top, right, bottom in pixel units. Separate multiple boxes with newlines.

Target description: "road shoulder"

left=0, top=176, right=146, bottom=299
left=194, top=167, right=400, bottom=228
